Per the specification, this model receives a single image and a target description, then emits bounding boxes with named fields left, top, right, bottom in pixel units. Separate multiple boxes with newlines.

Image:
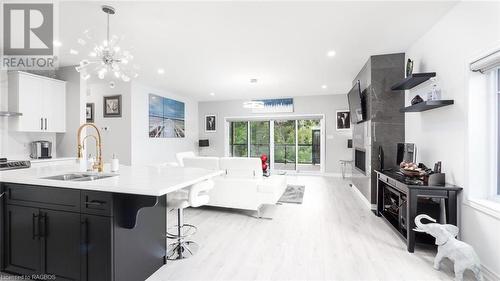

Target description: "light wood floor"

left=148, top=175, right=476, bottom=281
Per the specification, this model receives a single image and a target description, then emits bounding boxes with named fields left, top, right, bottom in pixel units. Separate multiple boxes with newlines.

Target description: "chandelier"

left=75, top=5, right=138, bottom=88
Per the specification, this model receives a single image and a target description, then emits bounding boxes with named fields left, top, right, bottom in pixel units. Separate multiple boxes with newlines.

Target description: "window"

left=230, top=121, right=248, bottom=157
left=230, top=121, right=270, bottom=160
left=249, top=121, right=270, bottom=161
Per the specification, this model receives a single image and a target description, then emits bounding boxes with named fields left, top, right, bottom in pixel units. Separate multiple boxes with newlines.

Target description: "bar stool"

left=339, top=159, right=353, bottom=179
left=166, top=179, right=214, bottom=260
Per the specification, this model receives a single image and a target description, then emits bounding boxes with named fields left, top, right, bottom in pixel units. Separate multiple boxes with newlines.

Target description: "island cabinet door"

left=4, top=205, right=41, bottom=275
left=81, top=214, right=113, bottom=281
left=40, top=209, right=81, bottom=281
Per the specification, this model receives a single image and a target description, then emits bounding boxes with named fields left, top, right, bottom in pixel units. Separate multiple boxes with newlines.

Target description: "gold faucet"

left=77, top=123, right=103, bottom=172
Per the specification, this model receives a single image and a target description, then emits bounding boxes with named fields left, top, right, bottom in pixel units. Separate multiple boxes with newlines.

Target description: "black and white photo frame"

left=336, top=110, right=351, bottom=131
left=86, top=103, right=95, bottom=123
left=205, top=115, right=216, bottom=132
left=103, top=95, right=122, bottom=118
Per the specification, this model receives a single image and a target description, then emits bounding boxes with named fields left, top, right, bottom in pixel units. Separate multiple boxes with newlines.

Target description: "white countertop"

left=0, top=163, right=223, bottom=196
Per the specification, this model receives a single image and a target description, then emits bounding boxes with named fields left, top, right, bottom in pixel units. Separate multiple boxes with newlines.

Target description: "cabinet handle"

left=85, top=200, right=105, bottom=206
left=44, top=118, right=47, bottom=130
left=40, top=118, right=43, bottom=130
left=81, top=218, right=89, bottom=244
left=32, top=213, right=39, bottom=240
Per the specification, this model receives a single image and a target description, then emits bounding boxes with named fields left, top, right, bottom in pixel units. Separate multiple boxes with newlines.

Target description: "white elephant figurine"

left=414, top=214, right=483, bottom=281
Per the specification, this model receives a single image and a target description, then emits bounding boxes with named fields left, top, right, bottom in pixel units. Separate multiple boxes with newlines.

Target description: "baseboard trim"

left=482, top=264, right=500, bottom=281
left=350, top=183, right=372, bottom=209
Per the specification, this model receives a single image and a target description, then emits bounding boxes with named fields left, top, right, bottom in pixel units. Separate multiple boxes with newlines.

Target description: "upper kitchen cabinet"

left=8, top=71, right=66, bottom=133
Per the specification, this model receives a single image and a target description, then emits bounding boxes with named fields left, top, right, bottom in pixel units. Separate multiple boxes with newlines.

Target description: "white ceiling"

left=58, top=1, right=457, bottom=101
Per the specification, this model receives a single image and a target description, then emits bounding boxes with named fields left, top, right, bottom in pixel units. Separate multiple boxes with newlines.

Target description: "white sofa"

left=182, top=156, right=287, bottom=215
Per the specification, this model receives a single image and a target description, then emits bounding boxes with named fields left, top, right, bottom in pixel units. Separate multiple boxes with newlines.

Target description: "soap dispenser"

left=111, top=154, right=119, bottom=172
left=87, top=154, right=95, bottom=172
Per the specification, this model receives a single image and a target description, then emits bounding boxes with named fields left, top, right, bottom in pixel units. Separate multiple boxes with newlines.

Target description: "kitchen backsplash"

left=0, top=121, right=57, bottom=160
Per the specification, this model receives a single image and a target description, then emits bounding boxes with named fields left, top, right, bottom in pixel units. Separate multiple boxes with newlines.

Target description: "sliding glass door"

left=297, top=120, right=321, bottom=171
left=250, top=121, right=270, bottom=162
left=274, top=120, right=296, bottom=171
left=228, top=118, right=322, bottom=173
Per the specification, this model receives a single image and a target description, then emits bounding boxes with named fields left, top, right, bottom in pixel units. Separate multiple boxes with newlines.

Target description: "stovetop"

left=0, top=158, right=31, bottom=171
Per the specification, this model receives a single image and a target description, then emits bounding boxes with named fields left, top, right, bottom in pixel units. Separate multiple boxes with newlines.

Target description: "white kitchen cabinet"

left=8, top=71, right=66, bottom=133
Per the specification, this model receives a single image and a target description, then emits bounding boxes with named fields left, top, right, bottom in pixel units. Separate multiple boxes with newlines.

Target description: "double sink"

left=43, top=173, right=118, bottom=182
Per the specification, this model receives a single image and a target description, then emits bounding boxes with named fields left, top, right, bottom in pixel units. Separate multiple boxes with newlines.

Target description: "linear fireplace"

left=354, top=148, right=366, bottom=174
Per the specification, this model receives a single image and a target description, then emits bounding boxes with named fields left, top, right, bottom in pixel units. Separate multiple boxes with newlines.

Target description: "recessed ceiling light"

left=157, top=68, right=165, bottom=75
left=209, top=92, right=215, bottom=96
left=327, top=50, right=336, bottom=57
left=53, top=40, right=62, bottom=47
left=250, top=78, right=258, bottom=84
left=69, top=49, right=79, bottom=55
left=321, top=85, right=328, bottom=89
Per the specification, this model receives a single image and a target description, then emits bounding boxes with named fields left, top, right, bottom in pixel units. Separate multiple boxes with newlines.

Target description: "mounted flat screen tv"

left=347, top=81, right=366, bottom=123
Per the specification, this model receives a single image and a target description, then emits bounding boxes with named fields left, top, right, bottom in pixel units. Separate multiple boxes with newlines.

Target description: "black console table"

left=375, top=170, right=462, bottom=253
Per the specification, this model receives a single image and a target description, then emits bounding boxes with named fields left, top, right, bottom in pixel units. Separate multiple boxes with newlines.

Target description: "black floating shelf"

left=400, top=100, right=454, bottom=113
left=391, top=72, right=436, bottom=91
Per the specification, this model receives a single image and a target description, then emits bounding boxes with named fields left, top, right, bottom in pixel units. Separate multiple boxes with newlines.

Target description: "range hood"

left=0, top=111, right=22, bottom=117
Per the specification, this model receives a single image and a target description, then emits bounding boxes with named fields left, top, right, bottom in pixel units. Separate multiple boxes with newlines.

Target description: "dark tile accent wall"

left=351, top=53, right=405, bottom=204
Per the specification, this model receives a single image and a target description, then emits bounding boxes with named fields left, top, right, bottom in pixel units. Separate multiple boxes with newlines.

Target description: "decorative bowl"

left=400, top=168, right=424, bottom=177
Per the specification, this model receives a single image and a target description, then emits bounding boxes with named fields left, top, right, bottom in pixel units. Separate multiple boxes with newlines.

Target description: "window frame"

left=229, top=121, right=271, bottom=159
left=297, top=120, right=321, bottom=165
left=230, top=121, right=249, bottom=157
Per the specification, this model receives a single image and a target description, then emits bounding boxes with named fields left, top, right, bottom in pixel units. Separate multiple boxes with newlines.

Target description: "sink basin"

left=72, top=174, right=116, bottom=181
left=43, top=173, right=118, bottom=182
left=44, top=173, right=88, bottom=181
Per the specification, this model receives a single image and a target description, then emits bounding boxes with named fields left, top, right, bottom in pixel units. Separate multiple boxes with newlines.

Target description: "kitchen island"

left=0, top=163, right=222, bottom=281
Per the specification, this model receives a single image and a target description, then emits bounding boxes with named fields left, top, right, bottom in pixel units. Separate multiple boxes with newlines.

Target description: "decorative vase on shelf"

left=406, top=59, right=414, bottom=77
left=426, top=84, right=442, bottom=101
left=411, top=95, right=424, bottom=105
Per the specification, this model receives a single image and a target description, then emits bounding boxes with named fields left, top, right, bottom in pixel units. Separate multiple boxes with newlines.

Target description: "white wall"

left=55, top=66, right=86, bottom=158
left=86, top=80, right=132, bottom=165
left=130, top=82, right=198, bottom=166
left=405, top=2, right=500, bottom=278
left=198, top=95, right=352, bottom=173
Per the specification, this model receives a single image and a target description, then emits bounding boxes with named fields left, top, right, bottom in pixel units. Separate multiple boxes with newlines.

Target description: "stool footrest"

left=166, top=224, right=197, bottom=239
